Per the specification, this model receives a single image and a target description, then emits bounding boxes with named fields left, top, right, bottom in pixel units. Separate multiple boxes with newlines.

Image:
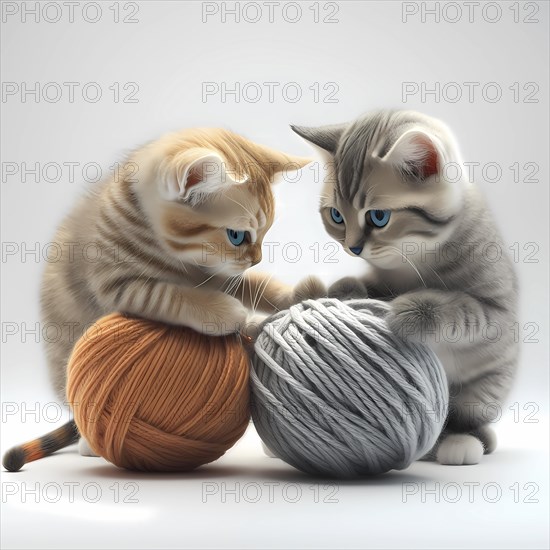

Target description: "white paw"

left=436, top=434, right=484, bottom=465
left=473, top=425, right=497, bottom=454
left=262, top=441, right=277, bottom=458
left=78, top=437, right=99, bottom=457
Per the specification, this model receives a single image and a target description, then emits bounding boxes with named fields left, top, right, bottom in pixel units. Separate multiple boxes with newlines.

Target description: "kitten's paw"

left=292, top=275, right=327, bottom=304
left=199, top=293, right=248, bottom=335
left=436, top=434, right=484, bottom=465
left=386, top=294, right=439, bottom=342
left=78, top=438, right=99, bottom=457
left=471, top=425, right=497, bottom=454
left=242, top=312, right=269, bottom=341
left=328, top=277, right=367, bottom=300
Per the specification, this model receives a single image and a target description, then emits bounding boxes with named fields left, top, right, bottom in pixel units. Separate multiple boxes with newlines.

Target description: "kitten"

left=292, top=110, right=518, bottom=465
left=3, top=128, right=326, bottom=470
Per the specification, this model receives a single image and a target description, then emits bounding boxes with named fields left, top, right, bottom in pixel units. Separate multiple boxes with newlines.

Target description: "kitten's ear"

left=382, top=129, right=444, bottom=181
left=290, top=123, right=347, bottom=154
left=160, top=148, right=245, bottom=202
left=253, top=143, right=312, bottom=182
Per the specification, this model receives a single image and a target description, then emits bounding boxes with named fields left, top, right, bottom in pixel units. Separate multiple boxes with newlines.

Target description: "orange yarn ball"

left=66, top=313, right=250, bottom=472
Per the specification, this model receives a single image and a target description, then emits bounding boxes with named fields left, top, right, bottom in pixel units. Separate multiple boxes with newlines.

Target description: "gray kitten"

left=292, top=110, right=519, bottom=465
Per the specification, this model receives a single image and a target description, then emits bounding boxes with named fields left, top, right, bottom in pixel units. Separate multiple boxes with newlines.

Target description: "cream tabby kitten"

left=43, top=128, right=324, bottom=402
left=292, top=110, right=519, bottom=466
left=5, top=128, right=327, bottom=470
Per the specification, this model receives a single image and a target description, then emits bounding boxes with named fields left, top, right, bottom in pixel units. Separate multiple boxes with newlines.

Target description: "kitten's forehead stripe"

left=165, top=219, right=215, bottom=238
left=334, top=110, right=420, bottom=203
left=358, top=190, right=366, bottom=206
left=402, top=207, right=455, bottom=225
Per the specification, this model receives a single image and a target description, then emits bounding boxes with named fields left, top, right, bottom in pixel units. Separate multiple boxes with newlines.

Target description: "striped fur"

left=40, top=128, right=315, bottom=405
left=293, top=110, right=519, bottom=465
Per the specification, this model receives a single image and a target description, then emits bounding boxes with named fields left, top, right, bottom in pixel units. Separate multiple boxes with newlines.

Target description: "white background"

left=1, top=1, right=548, bottom=548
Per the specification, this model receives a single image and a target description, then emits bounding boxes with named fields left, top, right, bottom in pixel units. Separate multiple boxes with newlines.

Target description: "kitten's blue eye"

left=368, top=209, right=391, bottom=228
left=227, top=229, right=246, bottom=246
left=330, top=208, right=344, bottom=224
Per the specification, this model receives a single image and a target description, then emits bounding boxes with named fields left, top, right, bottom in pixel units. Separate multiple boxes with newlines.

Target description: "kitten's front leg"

left=388, top=289, right=515, bottom=465
left=430, top=362, right=511, bottom=465
left=386, top=289, right=497, bottom=345
left=95, top=278, right=248, bottom=335
left=292, top=275, right=327, bottom=304
left=328, top=277, right=369, bottom=300
left=328, top=274, right=390, bottom=301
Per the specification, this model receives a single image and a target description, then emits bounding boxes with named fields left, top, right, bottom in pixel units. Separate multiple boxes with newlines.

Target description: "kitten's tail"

left=2, top=420, right=79, bottom=472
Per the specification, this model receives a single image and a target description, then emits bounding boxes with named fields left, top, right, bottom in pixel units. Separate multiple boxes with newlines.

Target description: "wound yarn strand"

left=67, top=313, right=250, bottom=472
left=251, top=298, right=448, bottom=478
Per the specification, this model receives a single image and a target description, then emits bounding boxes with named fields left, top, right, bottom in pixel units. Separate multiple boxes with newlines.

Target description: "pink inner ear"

left=414, top=135, right=439, bottom=179
left=186, top=166, right=203, bottom=189
left=423, top=146, right=439, bottom=178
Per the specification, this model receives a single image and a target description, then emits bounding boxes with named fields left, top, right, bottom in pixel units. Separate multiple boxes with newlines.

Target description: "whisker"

left=193, top=265, right=226, bottom=289
left=226, top=196, right=255, bottom=219
left=247, top=273, right=254, bottom=312
left=388, top=246, right=427, bottom=288
left=253, top=273, right=273, bottom=313
left=232, top=274, right=244, bottom=298
left=225, top=274, right=242, bottom=297
left=423, top=262, right=449, bottom=289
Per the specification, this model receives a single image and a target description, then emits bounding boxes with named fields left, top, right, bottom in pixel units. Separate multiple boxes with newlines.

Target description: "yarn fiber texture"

left=251, top=298, right=448, bottom=478
left=67, top=313, right=250, bottom=472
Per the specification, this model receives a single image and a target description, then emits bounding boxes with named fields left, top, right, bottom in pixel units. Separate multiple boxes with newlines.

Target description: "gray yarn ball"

left=251, top=298, right=448, bottom=478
